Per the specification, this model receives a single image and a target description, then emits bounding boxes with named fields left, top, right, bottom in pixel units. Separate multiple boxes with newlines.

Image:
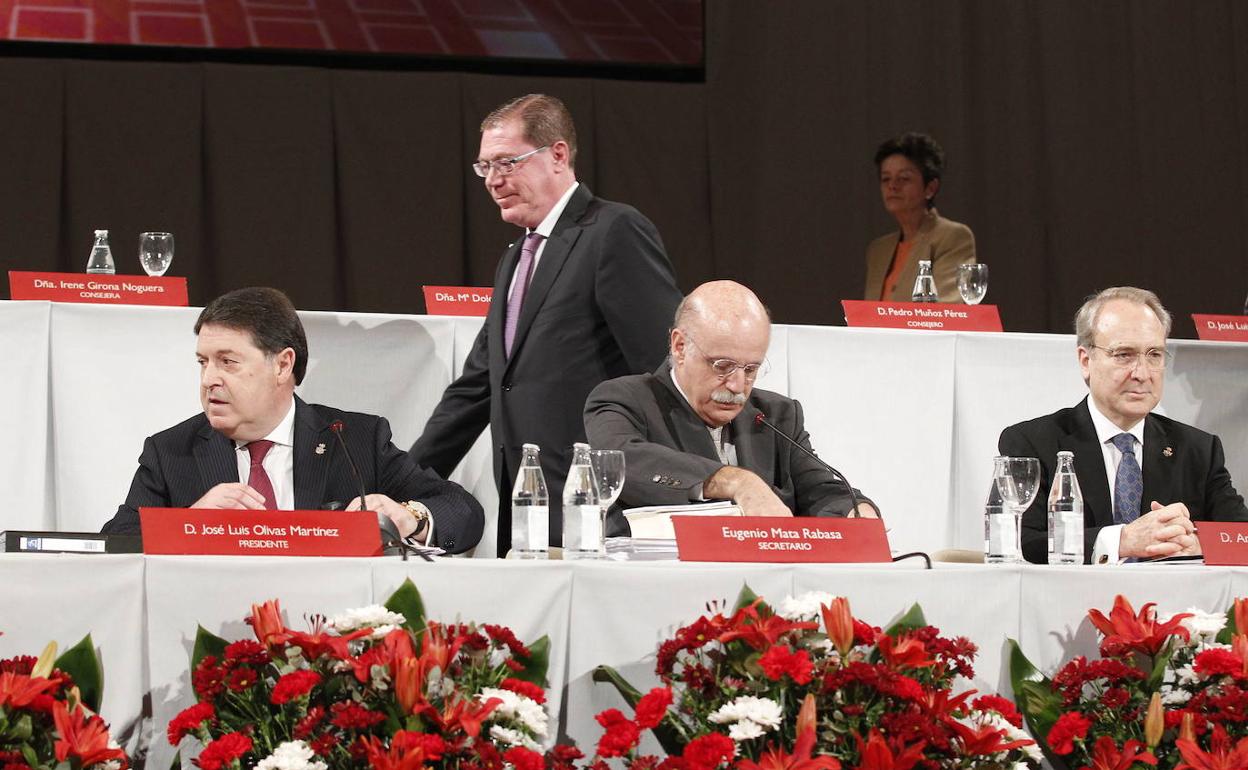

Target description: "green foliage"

left=384, top=578, right=427, bottom=635
left=52, top=634, right=103, bottom=713
left=191, top=624, right=229, bottom=670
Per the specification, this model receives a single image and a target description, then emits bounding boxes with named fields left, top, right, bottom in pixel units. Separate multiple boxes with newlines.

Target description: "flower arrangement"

left=0, top=634, right=128, bottom=770
left=1010, top=594, right=1248, bottom=769
left=168, top=579, right=566, bottom=770
left=591, top=586, right=1037, bottom=770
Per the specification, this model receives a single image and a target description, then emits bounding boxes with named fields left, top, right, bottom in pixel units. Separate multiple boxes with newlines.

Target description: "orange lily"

left=52, top=701, right=127, bottom=768
left=1144, top=693, right=1164, bottom=747
left=821, top=598, right=854, bottom=656
left=1233, top=635, right=1248, bottom=678
left=945, top=718, right=1034, bottom=757
left=248, top=599, right=289, bottom=651
left=1179, top=713, right=1197, bottom=744
left=1084, top=736, right=1157, bottom=770
left=853, top=729, right=926, bottom=770
left=1176, top=725, right=1248, bottom=770
left=737, top=724, right=839, bottom=770
left=361, top=735, right=428, bottom=770
left=1235, top=598, right=1248, bottom=637
left=796, top=693, right=817, bottom=737
left=0, top=671, right=59, bottom=709
left=718, top=602, right=818, bottom=651
left=1087, top=595, right=1190, bottom=657
left=394, top=656, right=424, bottom=715
left=877, top=633, right=936, bottom=669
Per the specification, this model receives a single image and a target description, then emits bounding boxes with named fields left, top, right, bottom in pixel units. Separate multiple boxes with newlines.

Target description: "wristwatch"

left=399, top=500, right=432, bottom=541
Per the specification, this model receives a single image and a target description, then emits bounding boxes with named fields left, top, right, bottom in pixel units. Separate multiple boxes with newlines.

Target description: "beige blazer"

left=863, top=208, right=976, bottom=302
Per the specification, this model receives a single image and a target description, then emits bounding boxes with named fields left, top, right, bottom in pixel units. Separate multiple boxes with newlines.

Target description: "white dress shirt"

left=233, top=399, right=296, bottom=509
left=1087, top=400, right=1146, bottom=564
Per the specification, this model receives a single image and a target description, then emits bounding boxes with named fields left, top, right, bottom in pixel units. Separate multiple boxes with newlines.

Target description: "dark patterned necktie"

left=1111, top=433, right=1142, bottom=525
left=246, top=440, right=277, bottom=510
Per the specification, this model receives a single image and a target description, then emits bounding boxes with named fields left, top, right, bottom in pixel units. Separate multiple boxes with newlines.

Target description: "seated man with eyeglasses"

left=584, top=280, right=877, bottom=535
left=999, top=286, right=1247, bottom=564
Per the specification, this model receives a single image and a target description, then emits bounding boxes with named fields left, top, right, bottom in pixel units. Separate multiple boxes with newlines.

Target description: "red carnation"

left=681, top=734, right=735, bottom=770
left=393, top=732, right=449, bottom=761
left=1047, top=712, right=1092, bottom=755
left=758, top=645, right=814, bottom=685
left=167, top=702, right=216, bottom=745
left=970, top=695, right=1022, bottom=728
left=270, top=670, right=321, bottom=704
left=502, top=677, right=547, bottom=705
left=192, top=656, right=226, bottom=699
left=595, top=709, right=641, bottom=758
left=310, top=734, right=339, bottom=756
left=634, top=688, right=674, bottom=730
left=1195, top=648, right=1244, bottom=678
left=504, top=747, right=546, bottom=770
left=225, top=667, right=256, bottom=692
left=330, top=701, right=386, bottom=729
left=193, top=732, right=253, bottom=770
left=223, top=640, right=270, bottom=666
left=292, top=705, right=325, bottom=739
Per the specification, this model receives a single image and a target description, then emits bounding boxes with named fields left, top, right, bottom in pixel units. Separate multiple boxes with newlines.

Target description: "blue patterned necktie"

left=1111, top=433, right=1142, bottom=525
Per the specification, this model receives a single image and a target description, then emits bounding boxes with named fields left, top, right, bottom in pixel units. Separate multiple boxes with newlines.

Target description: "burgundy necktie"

left=246, top=440, right=277, bottom=510
left=504, top=232, right=544, bottom=358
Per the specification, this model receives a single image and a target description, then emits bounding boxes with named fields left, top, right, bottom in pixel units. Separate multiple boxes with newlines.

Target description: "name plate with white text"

left=422, top=285, right=493, bottom=316
left=1197, top=522, right=1248, bottom=565
left=9, top=271, right=188, bottom=306
left=842, top=300, right=1003, bottom=332
left=139, top=508, right=382, bottom=556
left=672, top=516, right=891, bottom=563
left=1191, top=314, right=1248, bottom=342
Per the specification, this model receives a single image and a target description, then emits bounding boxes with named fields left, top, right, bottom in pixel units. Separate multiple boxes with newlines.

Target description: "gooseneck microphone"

left=328, top=419, right=415, bottom=559
left=753, top=412, right=873, bottom=519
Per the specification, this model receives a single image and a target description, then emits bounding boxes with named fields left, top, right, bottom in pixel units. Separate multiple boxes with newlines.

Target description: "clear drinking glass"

left=995, top=456, right=1041, bottom=511
left=589, top=449, right=625, bottom=514
left=139, top=232, right=174, bottom=277
left=957, top=263, right=989, bottom=305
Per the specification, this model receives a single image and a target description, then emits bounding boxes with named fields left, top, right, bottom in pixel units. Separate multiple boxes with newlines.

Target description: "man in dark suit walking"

left=584, top=280, right=877, bottom=535
left=999, top=286, right=1247, bottom=564
left=410, top=94, right=681, bottom=556
left=102, top=287, right=483, bottom=554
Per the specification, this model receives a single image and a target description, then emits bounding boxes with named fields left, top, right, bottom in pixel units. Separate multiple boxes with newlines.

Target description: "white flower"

left=708, top=696, right=783, bottom=738
left=479, top=687, right=549, bottom=737
left=1163, top=687, right=1193, bottom=706
left=778, top=592, right=838, bottom=621
left=727, top=721, right=766, bottom=742
left=255, top=741, right=328, bottom=770
left=330, top=605, right=406, bottom=638
left=1179, top=608, right=1228, bottom=643
left=490, top=725, right=540, bottom=751
left=974, top=711, right=1041, bottom=763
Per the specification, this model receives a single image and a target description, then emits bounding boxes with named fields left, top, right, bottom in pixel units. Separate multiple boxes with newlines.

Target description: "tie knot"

left=1110, top=433, right=1136, bottom=455
left=247, top=440, right=274, bottom=465
left=523, top=232, right=544, bottom=251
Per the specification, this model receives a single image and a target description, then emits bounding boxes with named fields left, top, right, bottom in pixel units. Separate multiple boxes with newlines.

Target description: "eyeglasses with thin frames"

left=684, top=334, right=769, bottom=381
left=1088, top=345, right=1172, bottom=371
left=472, top=146, right=550, bottom=178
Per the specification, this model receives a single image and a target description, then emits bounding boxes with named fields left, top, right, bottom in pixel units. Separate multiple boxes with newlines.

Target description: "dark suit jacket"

left=102, top=396, right=484, bottom=554
left=999, top=397, right=1248, bottom=563
left=863, top=208, right=976, bottom=302
left=411, top=184, right=681, bottom=554
left=584, top=362, right=867, bottom=536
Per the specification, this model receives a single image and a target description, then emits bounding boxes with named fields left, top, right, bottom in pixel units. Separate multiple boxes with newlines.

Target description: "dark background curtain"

left=2, top=0, right=1246, bottom=336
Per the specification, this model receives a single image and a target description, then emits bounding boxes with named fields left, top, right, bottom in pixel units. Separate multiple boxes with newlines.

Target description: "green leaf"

left=384, top=578, right=427, bottom=634
left=1006, top=638, right=1069, bottom=770
left=510, top=636, right=550, bottom=687
left=54, top=635, right=103, bottom=713
left=733, top=583, right=759, bottom=611
left=1217, top=605, right=1237, bottom=644
left=191, top=624, right=230, bottom=670
left=169, top=749, right=182, bottom=770
left=1147, top=647, right=1173, bottom=692
left=20, top=743, right=39, bottom=769
left=10, top=712, right=33, bottom=742
left=592, top=666, right=686, bottom=755
left=883, top=603, right=928, bottom=636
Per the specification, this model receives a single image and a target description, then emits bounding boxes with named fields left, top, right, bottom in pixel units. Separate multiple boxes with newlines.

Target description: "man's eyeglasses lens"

left=709, top=359, right=764, bottom=380
left=1094, top=346, right=1170, bottom=370
left=472, top=146, right=550, bottom=178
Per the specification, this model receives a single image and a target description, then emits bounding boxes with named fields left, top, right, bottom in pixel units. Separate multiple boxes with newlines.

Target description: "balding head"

left=670, top=281, right=771, bottom=427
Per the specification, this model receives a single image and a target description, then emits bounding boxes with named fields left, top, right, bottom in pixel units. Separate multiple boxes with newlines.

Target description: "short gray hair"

left=1074, top=286, right=1172, bottom=348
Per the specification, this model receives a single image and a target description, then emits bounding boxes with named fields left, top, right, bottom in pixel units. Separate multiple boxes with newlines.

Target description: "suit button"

left=503, top=382, right=512, bottom=392
left=652, top=474, right=662, bottom=483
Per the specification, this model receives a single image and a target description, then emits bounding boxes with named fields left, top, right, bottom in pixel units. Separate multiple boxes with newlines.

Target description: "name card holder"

left=423, top=286, right=493, bottom=317
left=140, top=508, right=382, bottom=556
left=842, top=300, right=1003, bottom=332
left=9, top=271, right=188, bottom=306
left=1196, top=522, right=1248, bottom=565
left=672, top=516, right=891, bottom=563
left=1191, top=314, right=1248, bottom=342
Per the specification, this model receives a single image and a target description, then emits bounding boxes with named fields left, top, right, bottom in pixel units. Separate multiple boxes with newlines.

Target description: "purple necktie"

left=1111, top=433, right=1142, bottom=525
left=246, top=440, right=277, bottom=510
left=504, top=232, right=544, bottom=358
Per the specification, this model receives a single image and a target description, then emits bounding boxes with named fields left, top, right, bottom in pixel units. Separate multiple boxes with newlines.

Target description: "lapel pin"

left=1163, top=446, right=1173, bottom=457
left=315, top=443, right=326, bottom=455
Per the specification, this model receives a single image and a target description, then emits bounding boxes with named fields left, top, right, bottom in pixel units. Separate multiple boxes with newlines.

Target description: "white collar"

left=234, top=397, right=296, bottom=451
left=670, top=366, right=727, bottom=430
left=530, top=182, right=579, bottom=238
left=1087, top=398, right=1145, bottom=446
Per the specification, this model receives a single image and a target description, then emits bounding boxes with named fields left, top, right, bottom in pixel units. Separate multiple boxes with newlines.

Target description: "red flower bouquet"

left=168, top=579, right=559, bottom=770
left=592, top=587, right=1036, bottom=770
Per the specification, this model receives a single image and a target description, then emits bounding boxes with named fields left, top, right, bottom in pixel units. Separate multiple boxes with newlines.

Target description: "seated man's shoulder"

left=148, top=412, right=213, bottom=449
left=304, top=402, right=384, bottom=430
left=1003, top=403, right=1081, bottom=436
left=588, top=371, right=657, bottom=401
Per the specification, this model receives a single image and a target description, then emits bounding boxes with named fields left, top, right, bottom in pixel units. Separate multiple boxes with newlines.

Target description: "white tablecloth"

left=3, top=300, right=1247, bottom=556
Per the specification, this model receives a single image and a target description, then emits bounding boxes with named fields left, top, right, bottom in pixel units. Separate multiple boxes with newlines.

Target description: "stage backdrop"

left=1, top=0, right=1246, bottom=333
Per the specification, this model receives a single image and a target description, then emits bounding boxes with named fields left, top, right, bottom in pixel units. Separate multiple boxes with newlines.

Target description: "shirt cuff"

left=1092, top=524, right=1124, bottom=564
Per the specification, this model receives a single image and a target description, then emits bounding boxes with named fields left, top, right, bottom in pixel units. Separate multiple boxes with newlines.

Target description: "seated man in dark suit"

left=999, top=286, right=1247, bottom=564
left=102, top=287, right=483, bottom=554
left=584, top=280, right=876, bottom=535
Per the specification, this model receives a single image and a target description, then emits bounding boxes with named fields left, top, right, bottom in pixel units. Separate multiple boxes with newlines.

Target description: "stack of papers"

left=604, top=537, right=679, bottom=561
left=622, top=501, right=743, bottom=539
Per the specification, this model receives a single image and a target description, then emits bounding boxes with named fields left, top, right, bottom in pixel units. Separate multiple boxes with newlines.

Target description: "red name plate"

left=139, top=508, right=382, bottom=556
left=842, top=300, right=1003, bottom=332
left=1191, top=314, right=1248, bottom=342
left=1196, top=522, right=1248, bottom=565
left=673, top=516, right=891, bottom=563
left=423, top=286, right=493, bottom=317
left=9, top=271, right=188, bottom=306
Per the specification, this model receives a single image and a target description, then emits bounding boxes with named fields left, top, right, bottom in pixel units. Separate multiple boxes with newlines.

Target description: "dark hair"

left=874, top=132, right=945, bottom=208
left=195, top=287, right=308, bottom=385
left=481, top=93, right=578, bottom=168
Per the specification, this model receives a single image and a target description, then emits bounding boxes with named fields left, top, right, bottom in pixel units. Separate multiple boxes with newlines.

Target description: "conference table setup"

left=4, top=298, right=1248, bottom=765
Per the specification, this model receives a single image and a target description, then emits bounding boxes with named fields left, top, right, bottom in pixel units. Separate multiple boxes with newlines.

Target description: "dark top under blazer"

left=102, top=396, right=485, bottom=554
left=584, top=361, right=867, bottom=536
left=410, top=184, right=681, bottom=554
left=998, top=397, right=1248, bottom=564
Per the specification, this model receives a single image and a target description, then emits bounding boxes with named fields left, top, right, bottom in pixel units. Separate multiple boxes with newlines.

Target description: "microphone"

left=328, top=419, right=408, bottom=557
left=752, top=412, right=875, bottom=519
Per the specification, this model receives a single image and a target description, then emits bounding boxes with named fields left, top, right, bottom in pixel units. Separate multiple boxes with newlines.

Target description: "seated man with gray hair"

left=999, top=286, right=1247, bottom=564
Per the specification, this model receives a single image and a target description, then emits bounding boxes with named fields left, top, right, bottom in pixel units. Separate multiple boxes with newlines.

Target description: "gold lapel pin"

left=1163, top=446, right=1173, bottom=457
left=315, top=443, right=327, bottom=455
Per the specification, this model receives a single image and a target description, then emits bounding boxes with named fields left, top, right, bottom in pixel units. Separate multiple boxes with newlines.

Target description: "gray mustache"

left=711, top=389, right=746, bottom=406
